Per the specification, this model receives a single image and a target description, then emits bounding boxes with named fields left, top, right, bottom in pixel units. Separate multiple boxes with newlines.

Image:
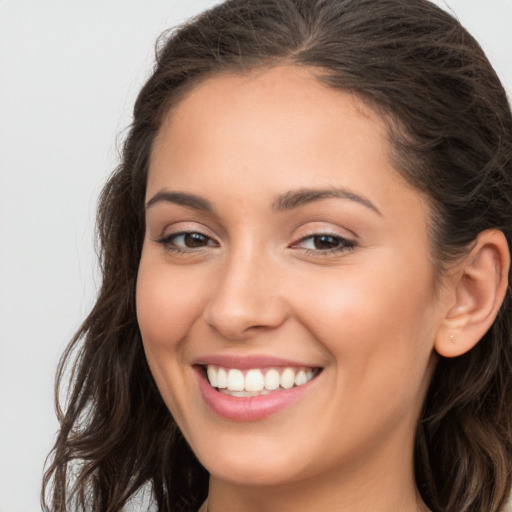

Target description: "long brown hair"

left=42, top=1, right=512, bottom=511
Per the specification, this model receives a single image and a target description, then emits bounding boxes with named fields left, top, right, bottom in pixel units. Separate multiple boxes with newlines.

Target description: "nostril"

left=202, top=273, right=289, bottom=340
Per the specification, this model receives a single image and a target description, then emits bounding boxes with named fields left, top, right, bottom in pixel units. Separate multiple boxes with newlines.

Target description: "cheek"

left=135, top=256, right=211, bottom=421
left=294, top=257, right=437, bottom=386
left=136, top=257, right=207, bottom=353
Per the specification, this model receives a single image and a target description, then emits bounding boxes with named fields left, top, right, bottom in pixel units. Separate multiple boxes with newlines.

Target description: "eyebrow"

left=145, top=186, right=381, bottom=216
left=272, top=187, right=382, bottom=215
left=145, top=190, right=214, bottom=212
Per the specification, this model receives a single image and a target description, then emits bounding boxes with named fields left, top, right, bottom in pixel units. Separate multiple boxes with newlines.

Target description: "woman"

left=42, top=0, right=512, bottom=511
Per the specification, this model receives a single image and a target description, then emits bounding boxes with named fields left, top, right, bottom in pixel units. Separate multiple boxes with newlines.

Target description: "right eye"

left=157, top=231, right=219, bottom=252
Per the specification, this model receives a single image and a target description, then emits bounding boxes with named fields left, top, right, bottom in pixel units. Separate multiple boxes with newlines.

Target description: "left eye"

left=296, top=234, right=355, bottom=252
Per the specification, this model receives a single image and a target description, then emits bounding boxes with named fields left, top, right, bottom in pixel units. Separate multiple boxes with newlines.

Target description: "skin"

left=136, top=66, right=448, bottom=512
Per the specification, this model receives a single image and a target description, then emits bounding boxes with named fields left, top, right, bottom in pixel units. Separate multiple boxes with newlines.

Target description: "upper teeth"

left=206, top=366, right=316, bottom=393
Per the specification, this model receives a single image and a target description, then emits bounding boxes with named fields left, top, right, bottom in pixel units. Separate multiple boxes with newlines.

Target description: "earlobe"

left=435, top=229, right=510, bottom=358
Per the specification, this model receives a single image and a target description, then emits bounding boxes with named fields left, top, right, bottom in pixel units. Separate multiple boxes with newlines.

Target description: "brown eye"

left=294, top=233, right=356, bottom=254
left=311, top=235, right=341, bottom=250
left=157, top=231, right=218, bottom=252
left=183, top=232, right=210, bottom=247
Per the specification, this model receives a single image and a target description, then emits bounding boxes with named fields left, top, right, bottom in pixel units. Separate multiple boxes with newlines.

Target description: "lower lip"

left=196, top=368, right=318, bottom=422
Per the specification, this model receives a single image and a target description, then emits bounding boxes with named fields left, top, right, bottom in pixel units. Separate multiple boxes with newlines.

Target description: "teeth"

left=219, top=389, right=271, bottom=397
left=205, top=365, right=318, bottom=394
left=217, top=367, right=227, bottom=389
left=207, top=366, right=218, bottom=388
left=294, top=369, right=308, bottom=386
left=227, top=369, right=244, bottom=391
left=265, top=369, right=280, bottom=391
left=245, top=369, right=265, bottom=392
left=280, top=368, right=295, bottom=389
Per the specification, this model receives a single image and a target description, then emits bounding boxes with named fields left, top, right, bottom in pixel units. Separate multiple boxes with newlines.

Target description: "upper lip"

left=192, top=354, right=321, bottom=370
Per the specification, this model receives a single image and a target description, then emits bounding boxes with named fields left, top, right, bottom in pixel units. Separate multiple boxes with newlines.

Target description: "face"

left=137, top=66, right=446, bottom=488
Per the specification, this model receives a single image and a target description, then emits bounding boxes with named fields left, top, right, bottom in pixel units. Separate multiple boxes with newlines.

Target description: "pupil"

left=185, top=233, right=207, bottom=247
left=314, top=235, right=338, bottom=250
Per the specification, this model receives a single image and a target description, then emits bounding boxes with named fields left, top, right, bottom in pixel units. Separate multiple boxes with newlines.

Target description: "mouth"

left=193, top=355, right=324, bottom=421
left=204, top=365, right=321, bottom=397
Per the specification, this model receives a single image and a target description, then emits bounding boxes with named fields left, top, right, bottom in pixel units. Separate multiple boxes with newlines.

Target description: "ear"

left=435, top=229, right=510, bottom=358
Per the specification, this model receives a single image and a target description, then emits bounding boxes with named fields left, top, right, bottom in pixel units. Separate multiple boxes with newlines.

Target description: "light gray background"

left=1, top=1, right=511, bottom=511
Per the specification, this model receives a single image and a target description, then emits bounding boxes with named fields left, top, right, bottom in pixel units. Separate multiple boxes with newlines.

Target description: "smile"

left=206, top=365, right=319, bottom=397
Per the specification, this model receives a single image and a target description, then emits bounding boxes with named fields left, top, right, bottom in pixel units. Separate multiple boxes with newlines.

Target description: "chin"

left=191, top=433, right=313, bottom=487
left=207, top=459, right=305, bottom=487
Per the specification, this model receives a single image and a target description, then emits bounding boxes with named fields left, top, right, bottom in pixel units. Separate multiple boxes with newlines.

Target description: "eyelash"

left=156, top=230, right=357, bottom=256
left=292, top=233, right=357, bottom=255
left=156, top=231, right=219, bottom=255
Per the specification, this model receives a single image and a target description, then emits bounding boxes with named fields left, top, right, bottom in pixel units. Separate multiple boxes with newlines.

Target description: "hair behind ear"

left=416, top=233, right=512, bottom=512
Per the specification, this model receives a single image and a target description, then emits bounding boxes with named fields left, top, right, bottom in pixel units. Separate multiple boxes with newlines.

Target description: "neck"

left=207, top=476, right=428, bottom=512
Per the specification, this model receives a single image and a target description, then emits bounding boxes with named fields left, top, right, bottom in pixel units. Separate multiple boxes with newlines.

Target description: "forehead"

left=151, top=67, right=394, bottom=179
left=154, top=65, right=386, bottom=144
left=148, top=65, right=425, bottom=223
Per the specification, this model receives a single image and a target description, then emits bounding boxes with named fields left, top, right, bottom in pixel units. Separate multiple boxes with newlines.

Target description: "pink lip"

left=192, top=354, right=317, bottom=369
left=194, top=365, right=321, bottom=422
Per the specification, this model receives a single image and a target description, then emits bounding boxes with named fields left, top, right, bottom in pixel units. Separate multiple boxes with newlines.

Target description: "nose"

left=203, top=248, right=289, bottom=340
